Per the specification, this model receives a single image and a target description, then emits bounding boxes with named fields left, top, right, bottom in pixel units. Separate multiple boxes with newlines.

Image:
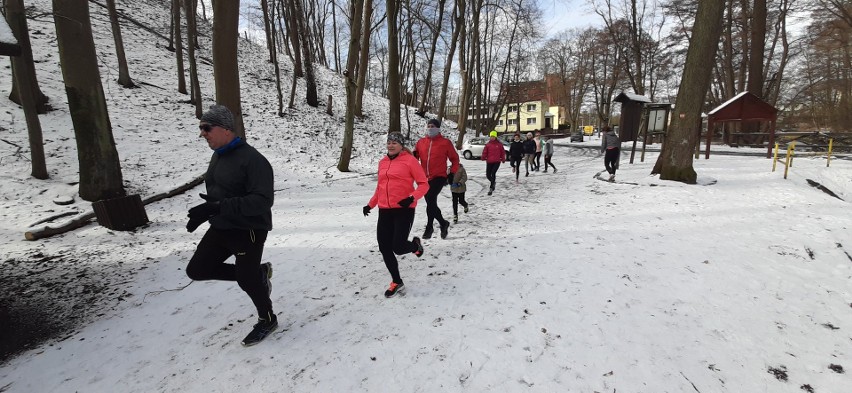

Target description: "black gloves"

left=363, top=205, right=372, bottom=216
left=398, top=196, right=414, bottom=208
left=447, top=173, right=455, bottom=185
left=186, top=193, right=221, bottom=232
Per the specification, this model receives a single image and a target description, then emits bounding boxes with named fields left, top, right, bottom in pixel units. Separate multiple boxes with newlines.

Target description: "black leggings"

left=544, top=154, right=556, bottom=171
left=605, top=148, right=620, bottom=175
left=376, top=208, right=417, bottom=284
left=510, top=157, right=522, bottom=180
left=424, top=177, right=448, bottom=229
left=534, top=152, right=542, bottom=169
left=452, top=192, right=468, bottom=215
left=186, top=228, right=271, bottom=317
left=485, top=162, right=501, bottom=190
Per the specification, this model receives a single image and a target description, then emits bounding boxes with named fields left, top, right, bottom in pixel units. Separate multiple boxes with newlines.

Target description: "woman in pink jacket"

left=481, top=131, right=506, bottom=195
left=363, top=132, right=429, bottom=298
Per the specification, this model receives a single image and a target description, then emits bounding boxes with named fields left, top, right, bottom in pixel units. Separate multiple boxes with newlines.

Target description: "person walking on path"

left=184, top=104, right=277, bottom=347
left=542, top=136, right=557, bottom=173
left=522, top=132, right=536, bottom=177
left=413, top=119, right=459, bottom=240
left=449, top=163, right=469, bottom=223
left=363, top=132, right=428, bottom=298
left=508, top=133, right=525, bottom=183
left=533, top=131, right=543, bottom=171
left=601, top=126, right=621, bottom=181
left=481, top=131, right=506, bottom=195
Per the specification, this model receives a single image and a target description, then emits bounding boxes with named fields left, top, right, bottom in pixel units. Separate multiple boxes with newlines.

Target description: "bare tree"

left=652, top=0, right=725, bottom=183
left=339, top=0, right=364, bottom=172
left=291, top=0, right=319, bottom=106
left=386, top=0, right=401, bottom=132
left=185, top=0, right=202, bottom=118
left=212, top=0, right=245, bottom=137
left=53, top=0, right=125, bottom=200
left=6, top=0, right=47, bottom=179
left=106, top=0, right=136, bottom=88
left=6, top=0, right=48, bottom=113
left=173, top=0, right=187, bottom=94
left=354, top=0, right=374, bottom=117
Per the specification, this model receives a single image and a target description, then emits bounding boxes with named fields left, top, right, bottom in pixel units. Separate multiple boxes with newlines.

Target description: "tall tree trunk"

left=173, top=0, right=187, bottom=94
left=747, top=0, right=766, bottom=97
left=185, top=0, right=202, bottom=118
left=268, top=0, right=284, bottom=116
left=354, top=0, right=373, bottom=117
left=261, top=0, right=275, bottom=62
left=7, top=0, right=48, bottom=113
left=7, top=0, right=47, bottom=179
left=652, top=0, right=725, bottom=184
left=212, top=0, right=245, bottom=138
left=53, top=0, right=125, bottom=200
left=331, top=0, right=341, bottom=72
left=107, top=0, right=135, bottom=88
left=437, top=0, right=463, bottom=122
left=285, top=0, right=304, bottom=77
left=339, top=0, right=364, bottom=172
left=386, top=0, right=401, bottom=132
left=417, top=0, right=446, bottom=115
left=167, top=0, right=176, bottom=50
left=292, top=0, right=318, bottom=106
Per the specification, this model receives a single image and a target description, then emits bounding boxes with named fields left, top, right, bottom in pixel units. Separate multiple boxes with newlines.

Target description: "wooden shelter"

left=706, top=92, right=778, bottom=158
left=614, top=92, right=651, bottom=142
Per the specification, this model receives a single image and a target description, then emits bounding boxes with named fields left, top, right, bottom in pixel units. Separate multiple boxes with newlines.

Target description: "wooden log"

left=24, top=174, right=205, bottom=240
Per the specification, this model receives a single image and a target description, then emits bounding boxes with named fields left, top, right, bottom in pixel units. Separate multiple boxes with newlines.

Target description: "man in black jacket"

left=184, top=104, right=277, bottom=346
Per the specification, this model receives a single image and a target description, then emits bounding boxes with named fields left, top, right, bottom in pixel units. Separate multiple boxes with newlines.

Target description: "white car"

left=460, top=137, right=511, bottom=160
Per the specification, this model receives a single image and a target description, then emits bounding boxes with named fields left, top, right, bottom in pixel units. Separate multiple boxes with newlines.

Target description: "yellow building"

left=493, top=100, right=560, bottom=133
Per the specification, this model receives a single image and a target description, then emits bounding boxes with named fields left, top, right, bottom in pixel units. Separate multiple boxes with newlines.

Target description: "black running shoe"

left=453, top=215, right=458, bottom=224
left=412, top=237, right=424, bottom=258
left=384, top=282, right=405, bottom=298
left=440, top=222, right=449, bottom=239
left=422, top=227, right=433, bottom=239
left=463, top=206, right=469, bottom=213
left=487, top=190, right=493, bottom=196
left=241, top=313, right=278, bottom=346
left=261, top=262, right=273, bottom=296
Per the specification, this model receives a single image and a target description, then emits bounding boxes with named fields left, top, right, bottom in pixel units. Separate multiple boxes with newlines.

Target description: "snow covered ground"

left=1, top=1, right=851, bottom=392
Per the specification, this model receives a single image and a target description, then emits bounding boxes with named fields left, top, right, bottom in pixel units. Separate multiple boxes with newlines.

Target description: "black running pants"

left=376, top=208, right=417, bottom=284
left=452, top=192, right=468, bottom=216
left=604, top=148, right=620, bottom=175
left=186, top=228, right=272, bottom=317
left=485, top=162, right=501, bottom=190
left=424, top=177, right=448, bottom=229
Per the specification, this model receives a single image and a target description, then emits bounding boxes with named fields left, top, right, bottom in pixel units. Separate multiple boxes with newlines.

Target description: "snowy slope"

left=1, top=1, right=851, bottom=392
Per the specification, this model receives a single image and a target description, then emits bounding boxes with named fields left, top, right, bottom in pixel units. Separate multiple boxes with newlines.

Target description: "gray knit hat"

left=201, top=104, right=235, bottom=131
left=387, top=132, right=406, bottom=145
left=426, top=118, right=441, bottom=128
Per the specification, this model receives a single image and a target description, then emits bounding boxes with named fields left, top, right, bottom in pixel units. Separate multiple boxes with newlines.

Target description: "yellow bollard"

left=772, top=143, right=779, bottom=172
left=789, top=142, right=795, bottom=168
left=827, top=139, right=833, bottom=167
left=784, top=144, right=793, bottom=179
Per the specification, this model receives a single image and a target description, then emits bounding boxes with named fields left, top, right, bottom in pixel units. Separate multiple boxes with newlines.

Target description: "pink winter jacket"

left=368, top=151, right=430, bottom=209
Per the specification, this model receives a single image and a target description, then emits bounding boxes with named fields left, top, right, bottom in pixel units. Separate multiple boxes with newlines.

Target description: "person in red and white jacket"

left=413, top=118, right=459, bottom=240
left=363, top=132, right=429, bottom=298
left=481, top=131, right=506, bottom=195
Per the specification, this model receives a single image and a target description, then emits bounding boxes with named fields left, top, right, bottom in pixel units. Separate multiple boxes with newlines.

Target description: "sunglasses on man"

left=199, top=124, right=214, bottom=132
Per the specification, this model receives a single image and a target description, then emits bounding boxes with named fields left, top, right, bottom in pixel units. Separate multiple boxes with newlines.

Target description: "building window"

left=527, top=104, right=537, bottom=111
left=507, top=119, right=518, bottom=125
left=498, top=120, right=504, bottom=126
left=507, top=105, right=518, bottom=113
left=526, top=118, right=537, bottom=125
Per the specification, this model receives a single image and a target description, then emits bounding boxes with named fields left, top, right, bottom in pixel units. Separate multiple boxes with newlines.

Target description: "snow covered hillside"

left=1, top=1, right=851, bottom=392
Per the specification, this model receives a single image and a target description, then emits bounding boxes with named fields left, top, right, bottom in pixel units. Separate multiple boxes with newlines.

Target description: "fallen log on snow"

left=24, top=174, right=205, bottom=241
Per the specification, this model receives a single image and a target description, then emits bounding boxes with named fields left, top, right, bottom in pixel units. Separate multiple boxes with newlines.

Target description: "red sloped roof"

left=707, top=92, right=777, bottom=121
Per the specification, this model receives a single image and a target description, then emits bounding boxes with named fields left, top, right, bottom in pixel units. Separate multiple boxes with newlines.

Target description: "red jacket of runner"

left=413, top=134, right=460, bottom=180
